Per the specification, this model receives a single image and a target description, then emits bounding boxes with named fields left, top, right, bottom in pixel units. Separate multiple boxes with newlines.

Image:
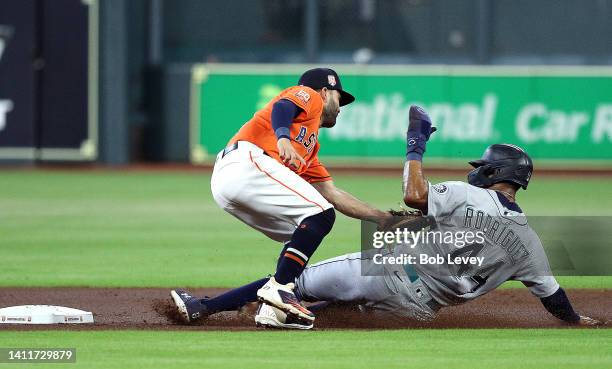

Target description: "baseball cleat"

left=256, top=277, right=315, bottom=322
left=170, top=289, right=205, bottom=323
left=255, top=302, right=313, bottom=330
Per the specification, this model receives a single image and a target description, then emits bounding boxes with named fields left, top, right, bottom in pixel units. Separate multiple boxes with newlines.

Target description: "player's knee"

left=319, top=207, right=336, bottom=232
left=301, top=208, right=335, bottom=236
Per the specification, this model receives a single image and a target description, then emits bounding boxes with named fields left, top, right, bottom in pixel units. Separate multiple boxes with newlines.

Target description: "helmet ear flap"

left=467, top=164, right=495, bottom=188
left=483, top=165, right=497, bottom=178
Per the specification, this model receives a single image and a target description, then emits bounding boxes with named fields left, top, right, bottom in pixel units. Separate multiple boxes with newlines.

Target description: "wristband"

left=275, top=127, right=291, bottom=140
left=406, top=133, right=427, bottom=161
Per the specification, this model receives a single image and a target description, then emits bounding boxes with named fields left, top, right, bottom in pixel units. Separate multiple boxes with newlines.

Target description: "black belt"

left=221, top=142, right=239, bottom=159
left=221, top=142, right=270, bottom=159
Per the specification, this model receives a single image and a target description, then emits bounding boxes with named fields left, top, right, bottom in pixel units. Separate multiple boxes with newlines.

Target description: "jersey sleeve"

left=280, top=87, right=322, bottom=120
left=300, top=156, right=332, bottom=183
left=512, top=231, right=560, bottom=298
left=426, top=181, right=469, bottom=218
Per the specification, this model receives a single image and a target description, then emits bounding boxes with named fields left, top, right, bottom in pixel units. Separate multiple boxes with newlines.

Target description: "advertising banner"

left=191, top=64, right=612, bottom=164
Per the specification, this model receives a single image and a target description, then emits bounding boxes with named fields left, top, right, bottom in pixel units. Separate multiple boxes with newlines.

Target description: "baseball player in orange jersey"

left=171, top=68, right=393, bottom=325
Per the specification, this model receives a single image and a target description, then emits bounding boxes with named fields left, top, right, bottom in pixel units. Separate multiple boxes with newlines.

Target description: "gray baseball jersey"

left=296, top=181, right=559, bottom=319
left=397, top=181, right=559, bottom=306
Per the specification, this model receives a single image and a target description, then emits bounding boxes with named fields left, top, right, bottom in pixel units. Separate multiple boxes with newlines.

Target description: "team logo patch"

left=327, top=75, right=337, bottom=86
left=294, top=90, right=310, bottom=103
left=432, top=184, right=448, bottom=194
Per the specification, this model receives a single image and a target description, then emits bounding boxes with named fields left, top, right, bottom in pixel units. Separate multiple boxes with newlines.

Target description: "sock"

left=277, top=242, right=290, bottom=270
left=274, top=208, right=335, bottom=284
left=199, top=278, right=268, bottom=314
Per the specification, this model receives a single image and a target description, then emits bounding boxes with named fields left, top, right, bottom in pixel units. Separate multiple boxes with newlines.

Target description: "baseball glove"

left=378, top=207, right=432, bottom=232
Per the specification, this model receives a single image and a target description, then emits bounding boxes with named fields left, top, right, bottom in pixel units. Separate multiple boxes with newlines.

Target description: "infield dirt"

left=0, top=288, right=610, bottom=330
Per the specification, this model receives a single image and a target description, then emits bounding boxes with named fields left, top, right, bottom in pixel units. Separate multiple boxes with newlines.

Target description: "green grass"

left=0, top=330, right=610, bottom=369
left=1, top=170, right=611, bottom=369
left=1, top=170, right=611, bottom=288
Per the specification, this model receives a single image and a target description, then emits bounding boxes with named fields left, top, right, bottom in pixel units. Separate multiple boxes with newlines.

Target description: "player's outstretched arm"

left=402, top=106, right=437, bottom=213
left=403, top=160, right=428, bottom=212
left=539, top=287, right=602, bottom=326
left=311, top=180, right=391, bottom=225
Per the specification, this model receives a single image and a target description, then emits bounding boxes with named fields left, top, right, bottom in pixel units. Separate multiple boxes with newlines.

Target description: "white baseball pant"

left=210, top=141, right=333, bottom=243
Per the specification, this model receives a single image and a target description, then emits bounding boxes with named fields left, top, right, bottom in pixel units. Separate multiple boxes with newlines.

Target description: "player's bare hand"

left=277, top=138, right=306, bottom=170
left=578, top=315, right=603, bottom=326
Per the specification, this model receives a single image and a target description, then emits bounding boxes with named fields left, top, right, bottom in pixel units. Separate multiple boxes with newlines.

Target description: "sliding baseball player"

left=267, top=106, right=600, bottom=328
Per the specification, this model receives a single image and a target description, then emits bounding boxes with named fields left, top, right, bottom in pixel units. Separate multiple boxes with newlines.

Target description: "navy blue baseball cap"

left=298, top=68, right=355, bottom=106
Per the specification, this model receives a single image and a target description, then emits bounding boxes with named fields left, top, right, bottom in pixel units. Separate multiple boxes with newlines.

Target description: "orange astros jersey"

left=228, top=86, right=332, bottom=183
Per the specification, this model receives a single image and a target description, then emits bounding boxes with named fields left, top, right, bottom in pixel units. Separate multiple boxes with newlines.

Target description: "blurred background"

left=0, top=0, right=611, bottom=167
